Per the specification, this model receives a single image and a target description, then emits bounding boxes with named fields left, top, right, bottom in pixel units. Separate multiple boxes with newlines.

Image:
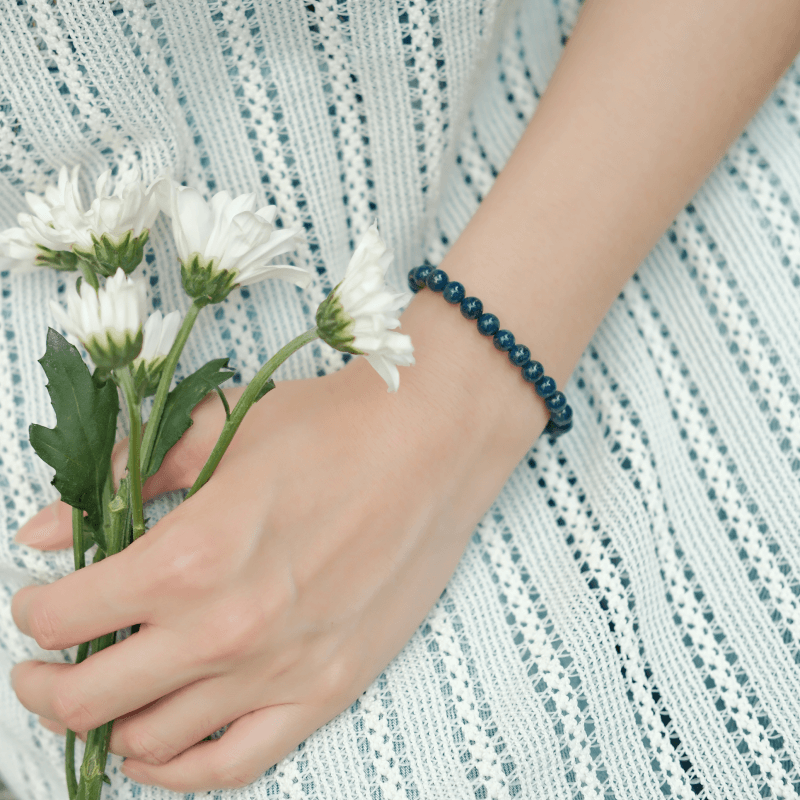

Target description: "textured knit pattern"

left=1, top=1, right=800, bottom=799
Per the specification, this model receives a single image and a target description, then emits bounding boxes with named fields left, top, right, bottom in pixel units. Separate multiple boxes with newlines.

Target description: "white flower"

left=50, top=268, right=147, bottom=370
left=0, top=165, right=163, bottom=275
left=135, top=309, right=182, bottom=368
left=166, top=183, right=309, bottom=302
left=0, top=226, right=57, bottom=272
left=0, top=166, right=83, bottom=272
left=130, top=309, right=182, bottom=395
left=70, top=166, right=163, bottom=252
left=316, top=222, right=414, bottom=392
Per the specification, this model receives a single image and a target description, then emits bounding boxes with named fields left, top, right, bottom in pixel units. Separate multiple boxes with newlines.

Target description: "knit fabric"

left=1, top=1, right=800, bottom=798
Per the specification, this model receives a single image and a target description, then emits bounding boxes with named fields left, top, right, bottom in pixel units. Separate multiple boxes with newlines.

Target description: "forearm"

left=395, top=0, right=800, bottom=462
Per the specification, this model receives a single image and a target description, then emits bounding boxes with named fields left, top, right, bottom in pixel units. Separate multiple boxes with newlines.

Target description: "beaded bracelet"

left=408, top=265, right=574, bottom=440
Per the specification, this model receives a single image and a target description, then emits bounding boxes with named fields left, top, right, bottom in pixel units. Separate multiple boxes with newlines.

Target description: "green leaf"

left=29, top=329, right=119, bottom=531
left=81, top=521, right=99, bottom=553
left=145, top=358, right=234, bottom=479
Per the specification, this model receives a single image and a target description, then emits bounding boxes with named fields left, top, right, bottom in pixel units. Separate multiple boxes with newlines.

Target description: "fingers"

left=11, top=626, right=205, bottom=733
left=14, top=389, right=235, bottom=553
left=38, top=716, right=70, bottom=737
left=12, top=537, right=155, bottom=648
left=13, top=501, right=73, bottom=551
left=107, top=674, right=254, bottom=766
left=120, top=702, right=319, bottom=792
left=142, top=389, right=232, bottom=498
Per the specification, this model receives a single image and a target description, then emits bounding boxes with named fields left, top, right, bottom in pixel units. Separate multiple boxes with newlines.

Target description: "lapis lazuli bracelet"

left=408, top=265, right=574, bottom=440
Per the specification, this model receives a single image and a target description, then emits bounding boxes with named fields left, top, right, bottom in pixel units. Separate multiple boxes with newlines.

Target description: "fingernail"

left=13, top=503, right=60, bottom=546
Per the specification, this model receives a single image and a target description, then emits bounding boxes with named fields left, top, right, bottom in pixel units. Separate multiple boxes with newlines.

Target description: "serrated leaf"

left=29, top=329, right=119, bottom=531
left=145, top=358, right=233, bottom=478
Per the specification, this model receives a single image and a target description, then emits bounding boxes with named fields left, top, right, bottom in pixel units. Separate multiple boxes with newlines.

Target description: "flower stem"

left=72, top=492, right=128, bottom=800
left=186, top=328, right=319, bottom=499
left=116, top=368, right=145, bottom=541
left=140, top=300, right=202, bottom=477
left=64, top=636, right=89, bottom=800
left=65, top=507, right=86, bottom=800
left=75, top=643, right=114, bottom=800
left=71, top=506, right=85, bottom=572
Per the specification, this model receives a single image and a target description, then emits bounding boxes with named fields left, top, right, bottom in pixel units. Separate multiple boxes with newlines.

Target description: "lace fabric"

left=1, top=1, right=800, bottom=798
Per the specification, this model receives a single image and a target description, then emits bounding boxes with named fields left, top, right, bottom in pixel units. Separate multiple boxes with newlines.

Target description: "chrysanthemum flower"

left=166, top=183, right=309, bottom=304
left=50, top=269, right=147, bottom=370
left=0, top=165, right=163, bottom=276
left=0, top=166, right=83, bottom=272
left=316, top=223, right=414, bottom=391
left=130, top=309, right=182, bottom=395
left=68, top=166, right=163, bottom=276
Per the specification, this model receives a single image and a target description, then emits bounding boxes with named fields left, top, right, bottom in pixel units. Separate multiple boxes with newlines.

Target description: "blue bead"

left=408, top=270, right=421, bottom=293
left=508, top=344, right=531, bottom=367
left=521, top=360, right=544, bottom=383
left=414, top=265, right=433, bottom=289
left=426, top=269, right=448, bottom=292
left=477, top=313, right=500, bottom=336
left=535, top=376, right=557, bottom=398
left=443, top=281, right=465, bottom=304
left=545, top=391, right=567, bottom=411
left=545, top=418, right=573, bottom=438
left=493, top=329, right=515, bottom=351
left=461, top=296, right=483, bottom=320
left=550, top=404, right=573, bottom=426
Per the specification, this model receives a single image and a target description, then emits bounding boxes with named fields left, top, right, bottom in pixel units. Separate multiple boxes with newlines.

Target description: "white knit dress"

left=2, top=1, right=800, bottom=798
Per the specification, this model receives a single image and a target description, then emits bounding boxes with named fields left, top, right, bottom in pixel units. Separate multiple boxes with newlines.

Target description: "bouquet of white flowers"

left=0, top=165, right=414, bottom=800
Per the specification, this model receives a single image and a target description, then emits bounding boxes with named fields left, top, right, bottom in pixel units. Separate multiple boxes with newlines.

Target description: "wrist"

left=398, top=286, right=550, bottom=462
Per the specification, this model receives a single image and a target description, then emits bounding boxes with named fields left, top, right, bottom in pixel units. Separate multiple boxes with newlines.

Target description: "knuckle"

left=152, top=534, right=221, bottom=596
left=318, top=656, right=357, bottom=701
left=52, top=685, right=98, bottom=732
left=200, top=599, right=267, bottom=663
left=216, top=756, right=261, bottom=789
left=120, top=727, right=178, bottom=766
left=28, top=599, right=62, bottom=650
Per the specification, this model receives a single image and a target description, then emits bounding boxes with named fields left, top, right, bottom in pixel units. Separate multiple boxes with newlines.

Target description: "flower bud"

left=50, top=269, right=147, bottom=371
left=130, top=310, right=182, bottom=395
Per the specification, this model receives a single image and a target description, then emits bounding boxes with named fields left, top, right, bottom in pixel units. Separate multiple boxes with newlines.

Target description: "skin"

left=10, top=0, right=800, bottom=791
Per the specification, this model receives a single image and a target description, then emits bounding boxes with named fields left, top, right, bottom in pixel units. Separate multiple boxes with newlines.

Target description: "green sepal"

left=144, top=358, right=234, bottom=478
left=180, top=253, right=238, bottom=305
left=85, top=327, right=143, bottom=372
left=29, top=329, right=119, bottom=532
left=73, top=229, right=150, bottom=278
left=102, top=774, right=111, bottom=786
left=129, top=355, right=167, bottom=398
left=254, top=378, right=276, bottom=403
left=315, top=285, right=361, bottom=354
left=35, top=245, right=79, bottom=272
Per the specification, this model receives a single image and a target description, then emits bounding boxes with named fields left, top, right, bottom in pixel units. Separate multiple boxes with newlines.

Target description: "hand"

left=10, top=328, right=539, bottom=792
